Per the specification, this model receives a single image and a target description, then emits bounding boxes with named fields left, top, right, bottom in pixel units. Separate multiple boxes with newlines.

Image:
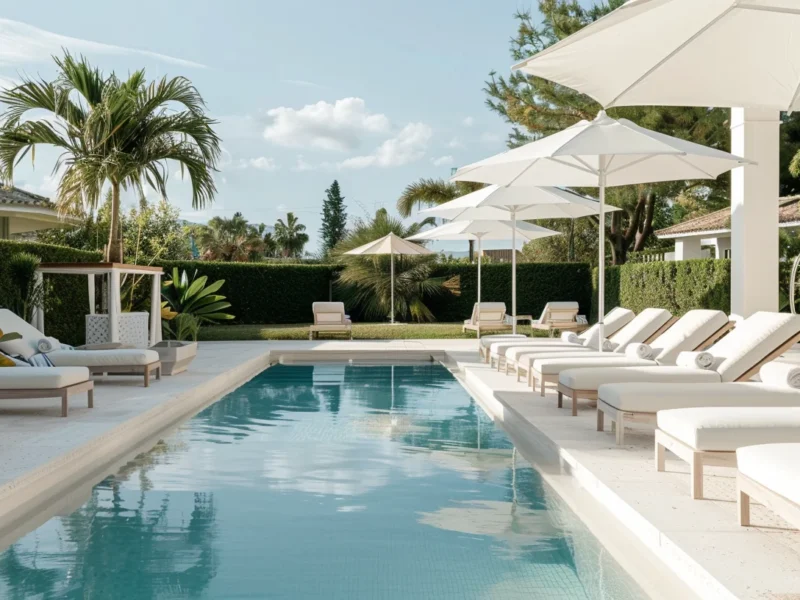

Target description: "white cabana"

left=452, top=110, right=749, bottom=344
left=344, top=233, right=434, bottom=324
left=408, top=220, right=560, bottom=328
left=512, top=0, right=800, bottom=317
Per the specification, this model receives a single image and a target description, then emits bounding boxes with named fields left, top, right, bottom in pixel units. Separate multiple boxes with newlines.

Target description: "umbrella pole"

left=511, top=209, right=517, bottom=335
left=477, top=235, right=482, bottom=338
left=391, top=252, right=395, bottom=325
left=598, top=157, right=607, bottom=353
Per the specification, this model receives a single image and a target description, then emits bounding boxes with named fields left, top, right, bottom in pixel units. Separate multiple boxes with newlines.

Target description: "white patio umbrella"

left=452, top=110, right=750, bottom=344
left=408, top=220, right=560, bottom=331
left=512, top=0, right=800, bottom=111
left=419, top=185, right=621, bottom=334
left=344, top=232, right=434, bottom=324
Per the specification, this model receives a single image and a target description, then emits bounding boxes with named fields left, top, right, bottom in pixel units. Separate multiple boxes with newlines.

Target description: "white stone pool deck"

left=0, top=339, right=798, bottom=599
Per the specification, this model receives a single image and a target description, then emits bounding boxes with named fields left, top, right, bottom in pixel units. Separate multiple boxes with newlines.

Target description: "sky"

left=0, top=1, right=548, bottom=254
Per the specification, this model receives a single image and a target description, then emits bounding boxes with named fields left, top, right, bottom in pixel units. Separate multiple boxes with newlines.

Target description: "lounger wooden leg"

left=738, top=488, right=751, bottom=526
left=505, top=362, right=511, bottom=375
left=61, top=391, right=68, bottom=417
left=691, top=453, right=704, bottom=499
left=572, top=393, right=578, bottom=417
left=156, top=366, right=162, bottom=380
left=596, top=408, right=604, bottom=432
left=144, top=368, right=150, bottom=388
left=88, top=387, right=94, bottom=409
left=540, top=379, right=545, bottom=397
left=615, top=413, right=625, bottom=445
left=526, top=369, right=532, bottom=387
left=557, top=391, right=562, bottom=408
left=655, top=440, right=665, bottom=472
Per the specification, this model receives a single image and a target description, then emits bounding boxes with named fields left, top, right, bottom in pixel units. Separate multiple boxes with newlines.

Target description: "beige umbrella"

left=344, top=233, right=434, bottom=324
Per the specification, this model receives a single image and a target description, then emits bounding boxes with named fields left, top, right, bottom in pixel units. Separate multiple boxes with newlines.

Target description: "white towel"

left=37, top=337, right=60, bottom=353
left=624, top=343, right=653, bottom=360
left=676, top=351, right=714, bottom=370
left=601, top=339, right=618, bottom=352
left=759, top=361, right=800, bottom=389
left=561, top=332, right=581, bottom=345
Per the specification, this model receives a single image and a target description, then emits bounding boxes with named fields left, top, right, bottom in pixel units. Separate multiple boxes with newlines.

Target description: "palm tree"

left=397, top=178, right=484, bottom=260
left=0, top=53, right=220, bottom=263
left=197, top=212, right=264, bottom=261
left=262, top=231, right=278, bottom=258
left=274, top=212, right=309, bottom=257
left=333, top=209, right=454, bottom=322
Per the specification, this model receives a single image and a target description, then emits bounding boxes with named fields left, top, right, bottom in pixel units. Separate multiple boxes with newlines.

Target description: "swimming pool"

left=0, top=364, right=648, bottom=599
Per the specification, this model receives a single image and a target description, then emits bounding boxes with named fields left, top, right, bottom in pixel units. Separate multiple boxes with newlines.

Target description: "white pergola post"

left=31, top=271, right=45, bottom=333
left=87, top=275, right=95, bottom=314
left=730, top=108, right=781, bottom=318
left=108, top=270, right=121, bottom=343
left=150, top=273, right=162, bottom=346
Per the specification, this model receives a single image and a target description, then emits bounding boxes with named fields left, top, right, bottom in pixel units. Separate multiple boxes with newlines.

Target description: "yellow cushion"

left=0, top=355, right=16, bottom=367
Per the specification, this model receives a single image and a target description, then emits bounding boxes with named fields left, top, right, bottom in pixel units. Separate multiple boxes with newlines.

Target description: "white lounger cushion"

left=601, top=308, right=672, bottom=350
left=534, top=355, right=652, bottom=375
left=658, top=405, right=800, bottom=452
left=0, top=366, right=90, bottom=389
left=647, top=310, right=728, bottom=365
left=49, top=349, right=160, bottom=367
left=491, top=340, right=583, bottom=358
left=480, top=334, right=527, bottom=349
left=465, top=302, right=507, bottom=325
left=598, top=380, right=800, bottom=414
left=710, top=312, right=800, bottom=382
left=534, top=301, right=579, bottom=324
left=737, top=443, right=800, bottom=506
left=564, top=365, right=722, bottom=392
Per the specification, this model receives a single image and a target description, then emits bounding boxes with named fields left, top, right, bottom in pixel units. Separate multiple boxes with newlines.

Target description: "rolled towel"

left=37, top=337, right=61, bottom=353
left=759, top=361, right=800, bottom=389
left=561, top=331, right=581, bottom=345
left=601, top=339, right=618, bottom=352
left=676, top=351, right=714, bottom=370
left=624, top=343, right=654, bottom=360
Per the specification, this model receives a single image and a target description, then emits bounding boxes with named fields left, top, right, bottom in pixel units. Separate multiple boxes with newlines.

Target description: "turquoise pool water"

left=0, top=364, right=648, bottom=599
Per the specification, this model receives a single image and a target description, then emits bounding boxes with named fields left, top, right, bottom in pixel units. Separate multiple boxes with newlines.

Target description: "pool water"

left=0, top=364, right=648, bottom=599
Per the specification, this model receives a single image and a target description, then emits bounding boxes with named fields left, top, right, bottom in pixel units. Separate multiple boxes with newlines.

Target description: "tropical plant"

left=484, top=5, right=733, bottom=264
left=196, top=212, right=267, bottom=262
left=0, top=52, right=221, bottom=263
left=320, top=180, right=348, bottom=255
left=161, top=268, right=234, bottom=325
left=162, top=312, right=201, bottom=341
left=397, top=178, right=485, bottom=260
left=274, top=212, right=309, bottom=257
left=333, top=208, right=453, bottom=322
left=7, top=252, right=44, bottom=321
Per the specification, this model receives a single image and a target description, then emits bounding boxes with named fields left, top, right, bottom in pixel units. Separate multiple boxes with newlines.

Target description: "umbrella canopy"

left=512, top=0, right=800, bottom=111
left=344, top=233, right=434, bottom=324
left=451, top=110, right=749, bottom=344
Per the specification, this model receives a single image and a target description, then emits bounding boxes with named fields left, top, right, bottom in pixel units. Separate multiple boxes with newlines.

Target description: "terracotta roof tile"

left=0, top=186, right=53, bottom=208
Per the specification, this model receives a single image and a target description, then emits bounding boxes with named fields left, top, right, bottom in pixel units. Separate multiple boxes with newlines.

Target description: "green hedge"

left=0, top=240, right=101, bottom=344
left=427, top=262, right=593, bottom=322
left=592, top=258, right=731, bottom=319
left=159, top=261, right=342, bottom=324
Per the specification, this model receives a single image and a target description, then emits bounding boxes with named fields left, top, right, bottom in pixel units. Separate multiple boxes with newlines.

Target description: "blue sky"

left=0, top=1, right=544, bottom=253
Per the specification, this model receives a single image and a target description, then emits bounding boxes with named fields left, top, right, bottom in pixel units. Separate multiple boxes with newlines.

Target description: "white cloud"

left=0, top=18, right=204, bottom=69
left=340, top=123, right=432, bottom=169
left=230, top=156, right=279, bottom=171
left=447, top=137, right=463, bottom=149
left=431, top=155, right=454, bottom=167
left=263, top=97, right=390, bottom=152
left=462, top=117, right=475, bottom=127
left=293, top=155, right=314, bottom=172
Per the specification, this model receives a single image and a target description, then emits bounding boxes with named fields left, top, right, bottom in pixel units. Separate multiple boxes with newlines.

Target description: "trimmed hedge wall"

left=427, top=262, right=593, bottom=323
left=0, top=240, right=101, bottom=344
left=160, top=261, right=342, bottom=324
left=592, top=258, right=731, bottom=319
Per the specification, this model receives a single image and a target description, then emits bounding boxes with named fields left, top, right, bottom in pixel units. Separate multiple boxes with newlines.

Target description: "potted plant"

left=153, top=313, right=200, bottom=375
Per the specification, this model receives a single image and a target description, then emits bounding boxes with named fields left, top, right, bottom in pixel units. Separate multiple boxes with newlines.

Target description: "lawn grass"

left=199, top=322, right=553, bottom=341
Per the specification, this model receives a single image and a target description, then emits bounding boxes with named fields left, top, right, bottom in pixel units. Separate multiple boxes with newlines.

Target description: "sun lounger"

left=656, top=402, right=800, bottom=498
left=584, top=312, right=800, bottom=440
left=737, top=443, right=800, bottom=530
left=309, top=302, right=352, bottom=340
left=0, top=366, right=93, bottom=417
left=528, top=301, right=580, bottom=335
left=486, top=306, right=634, bottom=368
left=462, top=302, right=513, bottom=337
left=527, top=309, right=731, bottom=397
left=511, top=307, right=676, bottom=381
left=0, top=309, right=161, bottom=387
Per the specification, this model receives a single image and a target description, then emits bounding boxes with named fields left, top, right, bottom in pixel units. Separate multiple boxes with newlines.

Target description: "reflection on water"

left=0, top=364, right=647, bottom=599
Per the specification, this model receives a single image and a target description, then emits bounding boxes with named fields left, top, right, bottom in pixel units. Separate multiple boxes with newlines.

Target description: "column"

left=674, top=237, right=702, bottom=261
left=714, top=237, right=731, bottom=260
left=730, top=107, right=781, bottom=318
left=88, top=275, right=95, bottom=314
left=108, top=269, right=121, bottom=343
left=31, top=271, right=45, bottom=332
left=150, top=273, right=162, bottom=346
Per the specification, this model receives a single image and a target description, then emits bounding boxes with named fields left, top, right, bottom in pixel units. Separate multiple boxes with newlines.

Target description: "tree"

left=274, top=212, right=309, bottom=257
left=397, top=178, right=485, bottom=260
left=0, top=52, right=220, bottom=263
left=196, top=212, right=266, bottom=261
left=484, top=5, right=731, bottom=264
left=320, top=180, right=348, bottom=255
left=333, top=208, right=453, bottom=322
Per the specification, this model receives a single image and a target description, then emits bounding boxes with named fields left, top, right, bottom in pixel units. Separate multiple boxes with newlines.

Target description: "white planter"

left=151, top=341, right=198, bottom=375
